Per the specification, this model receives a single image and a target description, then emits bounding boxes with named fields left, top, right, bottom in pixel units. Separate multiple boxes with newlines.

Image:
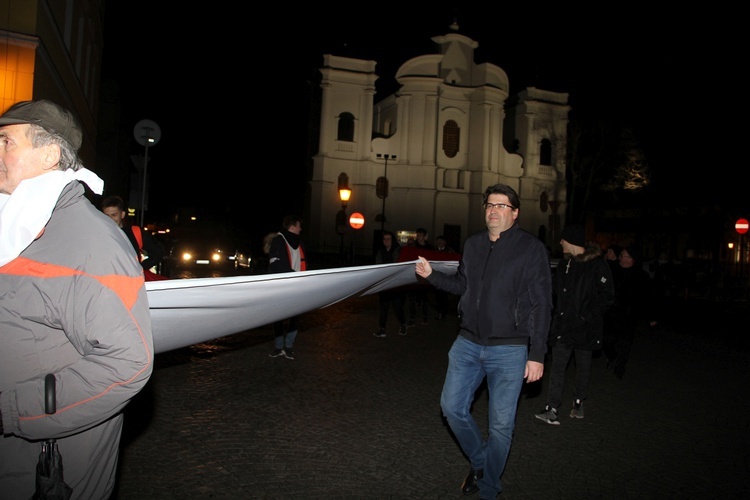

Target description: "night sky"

left=100, top=4, right=745, bottom=241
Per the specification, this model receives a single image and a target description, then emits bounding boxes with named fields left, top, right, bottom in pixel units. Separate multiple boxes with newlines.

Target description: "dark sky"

left=101, top=4, right=745, bottom=239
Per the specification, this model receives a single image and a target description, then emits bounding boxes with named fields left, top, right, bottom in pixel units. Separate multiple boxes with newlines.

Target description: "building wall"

left=0, top=0, right=103, bottom=168
left=306, top=25, right=570, bottom=256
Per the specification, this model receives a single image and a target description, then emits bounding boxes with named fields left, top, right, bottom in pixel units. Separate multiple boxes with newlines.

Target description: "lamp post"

left=376, top=154, right=396, bottom=232
left=133, top=119, right=161, bottom=228
left=338, top=187, right=352, bottom=264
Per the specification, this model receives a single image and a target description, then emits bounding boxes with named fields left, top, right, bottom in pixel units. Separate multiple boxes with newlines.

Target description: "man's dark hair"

left=101, top=195, right=126, bottom=212
left=483, top=184, right=520, bottom=210
left=282, top=214, right=302, bottom=230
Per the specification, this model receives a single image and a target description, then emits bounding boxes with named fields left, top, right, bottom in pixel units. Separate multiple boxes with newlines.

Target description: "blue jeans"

left=440, top=336, right=527, bottom=499
left=273, top=316, right=299, bottom=349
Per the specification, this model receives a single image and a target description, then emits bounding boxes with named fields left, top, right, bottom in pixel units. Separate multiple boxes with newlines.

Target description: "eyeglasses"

left=484, top=203, right=515, bottom=211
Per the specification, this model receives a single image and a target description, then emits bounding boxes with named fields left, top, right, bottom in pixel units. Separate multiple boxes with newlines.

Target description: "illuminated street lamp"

left=376, top=154, right=396, bottom=232
left=337, top=187, right=352, bottom=263
left=339, top=186, right=352, bottom=208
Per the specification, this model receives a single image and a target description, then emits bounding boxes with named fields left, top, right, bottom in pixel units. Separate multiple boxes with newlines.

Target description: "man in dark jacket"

left=535, top=224, right=615, bottom=425
left=373, top=231, right=408, bottom=337
left=101, top=195, right=166, bottom=275
left=267, top=215, right=306, bottom=360
left=415, top=184, right=552, bottom=500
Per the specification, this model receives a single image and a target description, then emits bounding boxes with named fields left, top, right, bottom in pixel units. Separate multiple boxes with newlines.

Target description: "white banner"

left=146, top=260, right=458, bottom=354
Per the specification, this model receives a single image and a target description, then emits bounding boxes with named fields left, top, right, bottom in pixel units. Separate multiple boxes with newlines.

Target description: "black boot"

left=461, top=468, right=483, bottom=495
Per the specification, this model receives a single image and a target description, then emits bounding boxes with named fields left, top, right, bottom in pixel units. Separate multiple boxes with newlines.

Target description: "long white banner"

left=146, top=260, right=458, bottom=354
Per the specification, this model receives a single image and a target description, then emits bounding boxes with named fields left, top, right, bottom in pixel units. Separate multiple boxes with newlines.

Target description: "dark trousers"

left=603, top=317, right=636, bottom=378
left=434, top=289, right=451, bottom=317
left=546, top=343, right=593, bottom=409
left=379, top=290, right=406, bottom=329
left=408, top=288, right=430, bottom=322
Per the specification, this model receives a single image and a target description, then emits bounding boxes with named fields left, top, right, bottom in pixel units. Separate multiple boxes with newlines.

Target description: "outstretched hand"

left=415, top=256, right=432, bottom=278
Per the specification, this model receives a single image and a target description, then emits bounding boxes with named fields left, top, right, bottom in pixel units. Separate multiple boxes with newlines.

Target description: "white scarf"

left=0, top=168, right=104, bottom=267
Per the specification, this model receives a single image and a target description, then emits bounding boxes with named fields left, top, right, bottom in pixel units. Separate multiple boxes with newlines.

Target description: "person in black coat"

left=267, top=215, right=307, bottom=360
left=535, top=224, right=615, bottom=425
left=603, top=245, right=653, bottom=378
left=373, top=231, right=408, bottom=337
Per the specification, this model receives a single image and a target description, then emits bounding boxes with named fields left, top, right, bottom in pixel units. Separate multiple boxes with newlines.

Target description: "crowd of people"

left=0, top=98, right=699, bottom=500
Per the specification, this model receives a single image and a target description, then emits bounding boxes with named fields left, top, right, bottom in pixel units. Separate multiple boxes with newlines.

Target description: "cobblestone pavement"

left=112, top=293, right=749, bottom=499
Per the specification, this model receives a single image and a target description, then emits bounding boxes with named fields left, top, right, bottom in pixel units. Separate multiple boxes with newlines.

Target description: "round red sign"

left=736, top=218, right=749, bottom=235
left=349, top=212, right=365, bottom=229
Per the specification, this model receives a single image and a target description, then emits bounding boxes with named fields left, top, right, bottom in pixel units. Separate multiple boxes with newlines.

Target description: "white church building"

left=304, top=22, right=570, bottom=257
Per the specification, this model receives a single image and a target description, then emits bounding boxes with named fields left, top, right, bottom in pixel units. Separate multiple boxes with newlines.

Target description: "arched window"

left=539, top=191, right=549, bottom=212
left=443, top=120, right=460, bottom=158
left=337, top=112, right=355, bottom=142
left=338, top=172, right=349, bottom=190
left=540, top=138, right=552, bottom=166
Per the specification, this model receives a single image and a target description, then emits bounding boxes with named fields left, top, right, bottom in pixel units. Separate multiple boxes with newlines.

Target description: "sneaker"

left=570, top=399, right=584, bottom=419
left=373, top=329, right=387, bottom=338
left=407, top=319, right=416, bottom=327
left=535, top=405, right=560, bottom=425
left=269, top=348, right=285, bottom=358
left=398, top=325, right=408, bottom=336
left=283, top=348, right=294, bottom=360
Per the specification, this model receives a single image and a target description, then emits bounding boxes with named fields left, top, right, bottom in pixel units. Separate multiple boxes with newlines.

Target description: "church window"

left=540, top=138, right=552, bottom=165
left=337, top=112, right=355, bottom=142
left=443, top=120, right=460, bottom=158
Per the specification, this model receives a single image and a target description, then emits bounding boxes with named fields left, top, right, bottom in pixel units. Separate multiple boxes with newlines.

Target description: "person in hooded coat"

left=535, top=224, right=615, bottom=425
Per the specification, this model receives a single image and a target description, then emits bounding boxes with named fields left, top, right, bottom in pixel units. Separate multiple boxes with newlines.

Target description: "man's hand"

left=525, top=360, right=544, bottom=383
left=416, top=256, right=432, bottom=278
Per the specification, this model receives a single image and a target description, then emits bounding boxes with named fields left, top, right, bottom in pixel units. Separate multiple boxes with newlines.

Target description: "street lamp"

left=376, top=154, right=396, bottom=232
left=338, top=187, right=352, bottom=263
left=133, top=119, right=161, bottom=228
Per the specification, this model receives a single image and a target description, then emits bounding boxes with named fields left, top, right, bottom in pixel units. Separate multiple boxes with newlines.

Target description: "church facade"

left=305, top=25, right=570, bottom=257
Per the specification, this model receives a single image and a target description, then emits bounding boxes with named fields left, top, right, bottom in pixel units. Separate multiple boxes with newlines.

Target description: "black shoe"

left=269, top=348, right=285, bottom=358
left=283, top=348, right=294, bottom=360
left=461, top=468, right=483, bottom=495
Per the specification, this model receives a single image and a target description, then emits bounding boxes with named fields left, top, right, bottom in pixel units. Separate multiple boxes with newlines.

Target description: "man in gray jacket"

left=416, top=184, right=552, bottom=500
left=0, top=100, right=154, bottom=499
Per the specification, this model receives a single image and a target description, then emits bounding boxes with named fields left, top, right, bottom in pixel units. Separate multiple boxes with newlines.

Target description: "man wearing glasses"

left=415, top=183, right=552, bottom=500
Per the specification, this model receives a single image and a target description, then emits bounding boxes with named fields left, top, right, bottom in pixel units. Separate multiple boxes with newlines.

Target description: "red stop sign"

left=736, top=218, right=749, bottom=234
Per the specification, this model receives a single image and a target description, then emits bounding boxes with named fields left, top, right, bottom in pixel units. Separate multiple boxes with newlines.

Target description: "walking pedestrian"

left=415, top=183, right=552, bottom=499
left=603, top=245, right=653, bottom=378
left=0, top=100, right=154, bottom=499
left=433, top=235, right=456, bottom=320
left=407, top=227, right=433, bottom=326
left=101, top=194, right=167, bottom=279
left=535, top=224, right=615, bottom=425
left=373, top=231, right=408, bottom=337
left=267, top=215, right=307, bottom=360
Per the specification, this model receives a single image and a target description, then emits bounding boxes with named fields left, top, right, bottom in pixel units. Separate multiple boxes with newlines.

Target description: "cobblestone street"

left=112, top=293, right=749, bottom=499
